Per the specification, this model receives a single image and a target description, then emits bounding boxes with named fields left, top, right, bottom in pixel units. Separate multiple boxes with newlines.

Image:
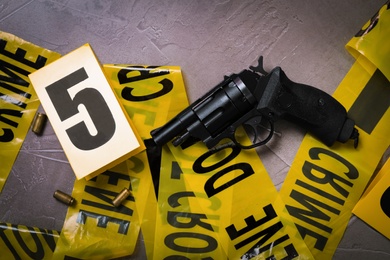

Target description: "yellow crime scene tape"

left=0, top=223, right=60, bottom=259
left=1, top=1, right=389, bottom=257
left=352, top=158, right=390, bottom=239
left=152, top=145, right=229, bottom=259
left=0, top=31, right=60, bottom=192
left=103, top=64, right=189, bottom=259
left=52, top=161, right=140, bottom=259
left=166, top=130, right=314, bottom=259
left=279, top=1, right=390, bottom=259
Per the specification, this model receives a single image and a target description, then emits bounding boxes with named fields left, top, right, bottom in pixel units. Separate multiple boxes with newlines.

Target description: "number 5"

left=46, top=68, right=116, bottom=150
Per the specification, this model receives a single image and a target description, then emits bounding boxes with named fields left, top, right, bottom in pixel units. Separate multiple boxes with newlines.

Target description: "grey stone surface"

left=1, top=0, right=389, bottom=259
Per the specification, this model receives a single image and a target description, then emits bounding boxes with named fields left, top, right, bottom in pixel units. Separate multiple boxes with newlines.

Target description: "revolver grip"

left=260, top=68, right=358, bottom=147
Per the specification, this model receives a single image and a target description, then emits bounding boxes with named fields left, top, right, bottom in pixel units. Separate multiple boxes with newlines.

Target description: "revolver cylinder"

left=151, top=70, right=259, bottom=148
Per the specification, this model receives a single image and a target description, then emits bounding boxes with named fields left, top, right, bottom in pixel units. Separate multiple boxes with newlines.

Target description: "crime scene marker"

left=29, top=44, right=144, bottom=180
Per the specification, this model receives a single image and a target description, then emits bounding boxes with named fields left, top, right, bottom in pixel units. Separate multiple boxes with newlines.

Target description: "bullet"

left=112, top=188, right=131, bottom=207
left=53, top=190, right=75, bottom=206
left=32, top=112, right=47, bottom=135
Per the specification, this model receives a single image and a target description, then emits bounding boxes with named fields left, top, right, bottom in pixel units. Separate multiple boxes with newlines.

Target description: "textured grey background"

left=1, top=0, right=389, bottom=259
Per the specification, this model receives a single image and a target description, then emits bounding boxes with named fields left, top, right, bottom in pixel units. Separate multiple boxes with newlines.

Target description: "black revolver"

left=150, top=57, right=359, bottom=150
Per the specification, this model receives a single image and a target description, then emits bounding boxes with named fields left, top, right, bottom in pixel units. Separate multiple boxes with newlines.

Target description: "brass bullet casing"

left=32, top=112, right=47, bottom=135
left=53, top=190, right=75, bottom=206
left=112, top=188, right=131, bottom=207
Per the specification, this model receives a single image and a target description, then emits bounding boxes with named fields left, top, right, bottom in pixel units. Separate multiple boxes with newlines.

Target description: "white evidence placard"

left=29, top=44, right=145, bottom=180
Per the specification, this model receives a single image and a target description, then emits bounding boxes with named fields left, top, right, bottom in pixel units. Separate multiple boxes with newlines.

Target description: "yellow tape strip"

left=0, top=223, right=60, bottom=260
left=53, top=162, right=140, bottom=259
left=104, top=64, right=189, bottom=259
left=0, top=31, right=60, bottom=192
left=279, top=58, right=389, bottom=260
left=153, top=146, right=229, bottom=259
left=279, top=3, right=390, bottom=256
left=346, top=0, right=390, bottom=81
left=168, top=128, right=314, bottom=259
left=353, top=159, right=390, bottom=239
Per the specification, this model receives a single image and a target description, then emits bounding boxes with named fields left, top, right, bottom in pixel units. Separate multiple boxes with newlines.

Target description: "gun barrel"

left=150, top=107, right=197, bottom=146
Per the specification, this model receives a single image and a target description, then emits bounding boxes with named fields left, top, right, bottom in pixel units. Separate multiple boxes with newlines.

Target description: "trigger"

left=243, top=116, right=263, bottom=140
left=243, top=123, right=258, bottom=144
left=239, top=118, right=274, bottom=149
